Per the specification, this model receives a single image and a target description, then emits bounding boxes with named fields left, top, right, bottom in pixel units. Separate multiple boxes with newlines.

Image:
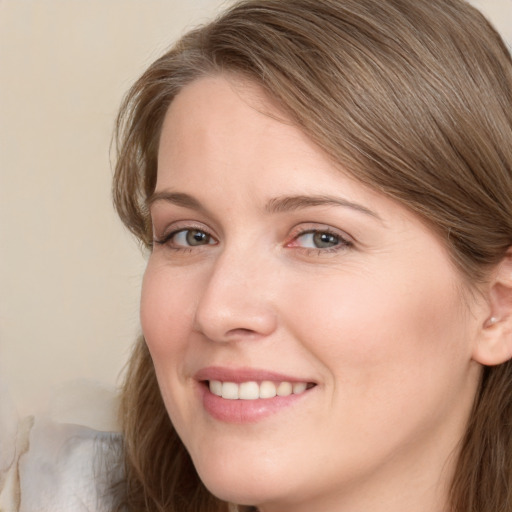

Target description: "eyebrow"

left=148, top=191, right=380, bottom=220
left=147, top=191, right=207, bottom=213
left=265, top=194, right=381, bottom=219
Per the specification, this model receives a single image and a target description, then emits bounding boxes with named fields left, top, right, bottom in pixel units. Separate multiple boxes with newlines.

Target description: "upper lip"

left=195, top=366, right=315, bottom=384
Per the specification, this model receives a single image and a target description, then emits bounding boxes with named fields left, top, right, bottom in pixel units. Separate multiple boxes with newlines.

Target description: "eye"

left=288, top=228, right=352, bottom=252
left=174, top=229, right=214, bottom=246
left=155, top=228, right=216, bottom=248
left=297, top=231, right=340, bottom=249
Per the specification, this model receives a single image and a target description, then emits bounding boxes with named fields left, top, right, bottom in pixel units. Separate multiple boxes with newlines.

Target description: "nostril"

left=226, top=327, right=258, bottom=337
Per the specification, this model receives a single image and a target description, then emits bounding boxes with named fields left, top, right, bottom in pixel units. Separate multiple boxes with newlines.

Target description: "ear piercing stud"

left=488, top=316, right=499, bottom=326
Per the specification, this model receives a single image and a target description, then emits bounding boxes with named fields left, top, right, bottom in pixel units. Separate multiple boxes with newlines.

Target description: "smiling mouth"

left=207, top=380, right=316, bottom=400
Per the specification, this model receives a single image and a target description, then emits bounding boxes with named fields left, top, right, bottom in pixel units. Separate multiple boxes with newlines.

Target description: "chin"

left=200, top=475, right=272, bottom=508
left=193, top=456, right=291, bottom=508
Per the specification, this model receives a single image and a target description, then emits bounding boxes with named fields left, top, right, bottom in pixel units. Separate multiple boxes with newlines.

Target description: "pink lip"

left=195, top=366, right=316, bottom=424
left=195, top=366, right=312, bottom=384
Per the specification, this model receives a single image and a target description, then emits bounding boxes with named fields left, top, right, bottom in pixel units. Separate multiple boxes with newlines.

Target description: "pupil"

left=187, top=230, right=208, bottom=245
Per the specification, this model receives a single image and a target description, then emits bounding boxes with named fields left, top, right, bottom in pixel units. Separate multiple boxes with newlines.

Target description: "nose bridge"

left=193, top=239, right=277, bottom=342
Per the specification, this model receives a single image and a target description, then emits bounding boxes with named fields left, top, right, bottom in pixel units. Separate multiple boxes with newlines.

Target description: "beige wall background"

left=0, top=0, right=231, bottom=419
left=1, top=0, right=511, bottom=420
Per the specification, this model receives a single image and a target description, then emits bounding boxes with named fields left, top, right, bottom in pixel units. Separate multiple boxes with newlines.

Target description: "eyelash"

left=153, top=225, right=353, bottom=254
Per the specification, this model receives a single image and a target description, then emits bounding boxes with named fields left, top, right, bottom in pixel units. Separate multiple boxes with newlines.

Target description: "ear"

left=472, top=248, right=512, bottom=366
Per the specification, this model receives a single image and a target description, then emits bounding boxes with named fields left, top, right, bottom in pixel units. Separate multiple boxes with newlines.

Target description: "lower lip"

left=199, top=383, right=311, bottom=424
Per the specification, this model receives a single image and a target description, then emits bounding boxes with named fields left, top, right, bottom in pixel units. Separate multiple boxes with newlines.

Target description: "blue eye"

left=172, top=229, right=214, bottom=247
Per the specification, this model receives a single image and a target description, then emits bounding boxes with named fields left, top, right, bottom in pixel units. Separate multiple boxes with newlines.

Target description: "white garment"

left=0, top=380, right=122, bottom=512
left=18, top=420, right=123, bottom=512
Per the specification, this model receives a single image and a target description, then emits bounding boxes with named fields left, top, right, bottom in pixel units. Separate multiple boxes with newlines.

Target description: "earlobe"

left=472, top=248, right=512, bottom=366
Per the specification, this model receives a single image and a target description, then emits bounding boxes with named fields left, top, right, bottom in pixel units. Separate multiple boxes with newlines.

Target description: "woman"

left=112, top=0, right=512, bottom=511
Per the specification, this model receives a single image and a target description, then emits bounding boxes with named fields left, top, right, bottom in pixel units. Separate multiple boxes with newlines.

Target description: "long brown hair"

left=112, top=1, right=512, bottom=510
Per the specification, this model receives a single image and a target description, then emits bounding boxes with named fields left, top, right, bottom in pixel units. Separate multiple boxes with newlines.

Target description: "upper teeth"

left=209, top=380, right=308, bottom=400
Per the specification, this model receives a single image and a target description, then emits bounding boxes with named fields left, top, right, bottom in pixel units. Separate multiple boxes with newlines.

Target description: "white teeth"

left=208, top=380, right=310, bottom=400
left=259, top=380, right=277, bottom=399
left=209, top=380, right=222, bottom=396
left=239, top=381, right=260, bottom=400
left=292, top=382, right=307, bottom=394
left=276, top=381, right=293, bottom=397
left=221, top=382, right=239, bottom=400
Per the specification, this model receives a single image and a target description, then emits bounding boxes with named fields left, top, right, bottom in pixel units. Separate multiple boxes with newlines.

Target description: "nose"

left=193, top=247, right=278, bottom=343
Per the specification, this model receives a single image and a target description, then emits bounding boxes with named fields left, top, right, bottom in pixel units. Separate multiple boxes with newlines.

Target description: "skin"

left=141, top=75, right=486, bottom=512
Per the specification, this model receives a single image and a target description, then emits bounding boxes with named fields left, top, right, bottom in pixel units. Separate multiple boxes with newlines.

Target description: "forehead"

left=156, top=74, right=350, bottom=195
left=158, top=76, right=327, bottom=199
left=158, top=75, right=289, bottom=158
left=157, top=75, right=403, bottom=218
left=157, top=75, right=411, bottom=228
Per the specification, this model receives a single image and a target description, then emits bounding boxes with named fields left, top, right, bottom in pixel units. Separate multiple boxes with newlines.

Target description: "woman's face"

left=142, top=75, right=484, bottom=512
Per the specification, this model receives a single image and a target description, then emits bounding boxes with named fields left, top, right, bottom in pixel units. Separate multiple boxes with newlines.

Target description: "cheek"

left=279, top=263, right=477, bottom=465
left=140, top=261, right=196, bottom=362
left=139, top=260, right=204, bottom=429
left=284, top=260, right=472, bottom=395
